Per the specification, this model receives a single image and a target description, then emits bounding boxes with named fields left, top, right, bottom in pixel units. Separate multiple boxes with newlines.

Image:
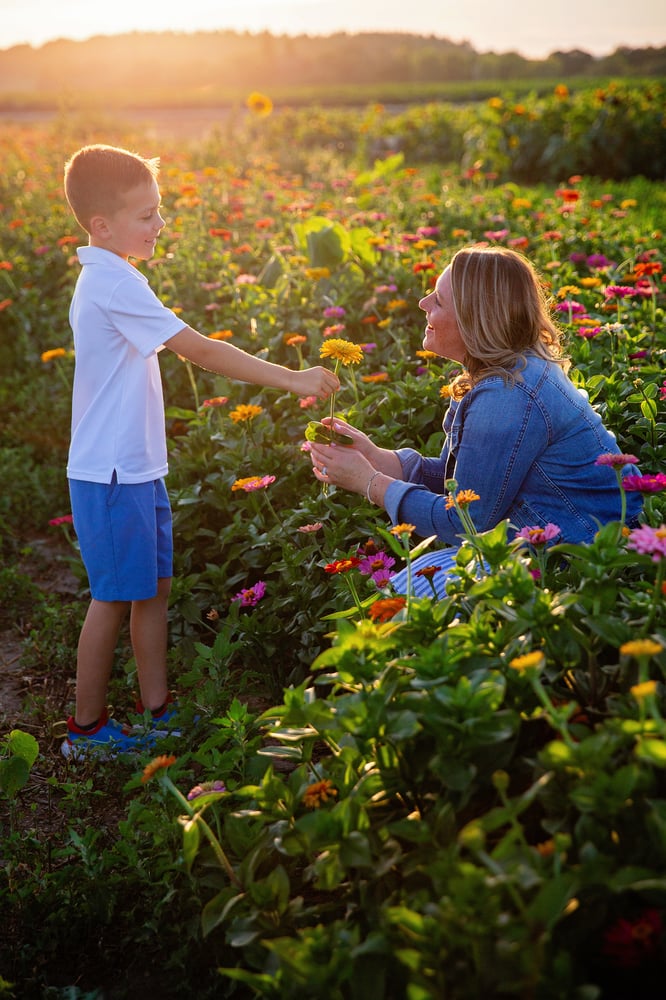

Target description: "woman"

left=309, top=246, right=642, bottom=597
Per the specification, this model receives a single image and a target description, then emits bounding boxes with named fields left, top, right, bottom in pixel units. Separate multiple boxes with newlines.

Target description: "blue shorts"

left=69, top=475, right=173, bottom=601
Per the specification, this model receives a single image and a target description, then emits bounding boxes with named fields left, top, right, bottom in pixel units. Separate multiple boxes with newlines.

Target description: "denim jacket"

left=384, top=354, right=642, bottom=544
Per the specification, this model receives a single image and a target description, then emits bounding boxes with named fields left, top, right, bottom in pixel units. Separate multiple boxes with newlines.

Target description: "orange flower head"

left=302, top=779, right=337, bottom=808
left=445, top=489, right=480, bottom=509
left=141, top=754, right=176, bottom=784
left=369, top=597, right=407, bottom=623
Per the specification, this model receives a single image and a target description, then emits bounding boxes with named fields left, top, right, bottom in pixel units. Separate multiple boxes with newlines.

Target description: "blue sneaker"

left=61, top=710, right=155, bottom=761
left=135, top=697, right=182, bottom=738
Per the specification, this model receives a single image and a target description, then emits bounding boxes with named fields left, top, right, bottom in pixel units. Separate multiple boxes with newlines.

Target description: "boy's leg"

left=75, top=598, right=130, bottom=726
left=130, top=575, right=172, bottom=712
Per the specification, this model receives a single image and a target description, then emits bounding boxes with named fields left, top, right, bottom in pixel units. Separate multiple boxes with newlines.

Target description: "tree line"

left=1, top=30, right=664, bottom=108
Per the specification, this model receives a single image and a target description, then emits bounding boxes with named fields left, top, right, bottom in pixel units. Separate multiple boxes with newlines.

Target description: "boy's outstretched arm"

left=164, top=326, right=339, bottom=399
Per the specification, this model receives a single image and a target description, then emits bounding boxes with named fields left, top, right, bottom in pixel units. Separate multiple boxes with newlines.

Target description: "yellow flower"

left=390, top=523, right=416, bottom=537
left=305, top=267, right=331, bottom=280
left=415, top=349, right=438, bottom=360
left=141, top=754, right=176, bottom=784
left=445, top=489, right=480, bottom=509
left=631, top=680, right=658, bottom=701
left=246, top=91, right=273, bottom=116
left=387, top=298, right=408, bottom=311
left=580, top=277, right=602, bottom=288
left=208, top=329, right=234, bottom=340
left=302, top=779, right=337, bottom=808
left=41, top=348, right=68, bottom=363
left=554, top=84, right=569, bottom=98
left=319, top=338, right=363, bottom=366
left=509, top=651, right=545, bottom=672
left=557, top=285, right=581, bottom=299
left=488, top=97, right=503, bottom=109
left=230, top=403, right=264, bottom=423
left=232, top=476, right=263, bottom=491
left=620, top=639, right=663, bottom=658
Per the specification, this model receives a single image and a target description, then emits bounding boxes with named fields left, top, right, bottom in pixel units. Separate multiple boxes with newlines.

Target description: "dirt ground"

left=0, top=535, right=80, bottom=734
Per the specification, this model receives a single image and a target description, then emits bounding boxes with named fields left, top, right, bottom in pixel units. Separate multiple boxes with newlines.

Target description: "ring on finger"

left=321, top=466, right=328, bottom=476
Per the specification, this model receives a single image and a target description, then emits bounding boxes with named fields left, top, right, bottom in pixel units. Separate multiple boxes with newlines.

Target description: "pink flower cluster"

left=627, top=525, right=666, bottom=561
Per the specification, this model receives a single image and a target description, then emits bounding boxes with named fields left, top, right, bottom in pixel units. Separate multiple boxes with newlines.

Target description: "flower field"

left=2, top=85, right=666, bottom=997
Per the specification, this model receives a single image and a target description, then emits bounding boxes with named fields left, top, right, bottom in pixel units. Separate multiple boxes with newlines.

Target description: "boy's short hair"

left=64, top=144, right=160, bottom=234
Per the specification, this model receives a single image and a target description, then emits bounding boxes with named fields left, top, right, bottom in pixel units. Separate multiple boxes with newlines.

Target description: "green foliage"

left=0, top=730, right=39, bottom=799
left=1, top=114, right=665, bottom=997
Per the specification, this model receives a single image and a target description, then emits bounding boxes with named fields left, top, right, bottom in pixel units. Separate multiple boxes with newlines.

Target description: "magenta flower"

left=577, top=327, right=602, bottom=338
left=323, top=306, right=346, bottom=318
left=587, top=254, right=613, bottom=269
left=659, top=380, right=666, bottom=401
left=49, top=514, right=74, bottom=526
left=358, top=551, right=396, bottom=578
left=622, top=473, right=666, bottom=494
left=604, top=285, right=636, bottom=299
left=595, top=453, right=639, bottom=468
left=515, top=524, right=561, bottom=546
left=232, top=581, right=267, bottom=607
left=556, top=300, right=587, bottom=314
left=626, top=525, right=666, bottom=561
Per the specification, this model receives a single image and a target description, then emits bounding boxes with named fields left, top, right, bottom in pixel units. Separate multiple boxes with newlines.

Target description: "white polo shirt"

left=67, top=246, right=185, bottom=484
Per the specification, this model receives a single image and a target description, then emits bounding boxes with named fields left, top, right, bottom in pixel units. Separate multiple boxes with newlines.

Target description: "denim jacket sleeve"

left=384, top=376, right=549, bottom=542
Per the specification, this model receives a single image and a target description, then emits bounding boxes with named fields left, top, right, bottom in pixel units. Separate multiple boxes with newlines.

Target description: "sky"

left=1, top=0, right=665, bottom=59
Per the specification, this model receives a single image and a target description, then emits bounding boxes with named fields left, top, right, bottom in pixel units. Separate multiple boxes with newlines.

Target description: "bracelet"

left=366, top=471, right=383, bottom=503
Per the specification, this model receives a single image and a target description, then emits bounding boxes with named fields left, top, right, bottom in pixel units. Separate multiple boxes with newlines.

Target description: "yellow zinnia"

left=509, top=651, right=545, bottom=672
left=230, top=404, right=263, bottom=423
left=620, top=639, right=663, bottom=658
left=631, top=680, right=658, bottom=701
left=320, top=338, right=363, bottom=366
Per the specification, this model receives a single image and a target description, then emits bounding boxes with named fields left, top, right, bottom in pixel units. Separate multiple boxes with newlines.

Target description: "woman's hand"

left=309, top=436, right=376, bottom=495
left=318, top=417, right=376, bottom=456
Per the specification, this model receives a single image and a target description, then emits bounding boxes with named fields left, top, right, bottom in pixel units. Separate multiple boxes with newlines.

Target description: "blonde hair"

left=447, top=246, right=567, bottom=399
left=64, top=144, right=160, bottom=234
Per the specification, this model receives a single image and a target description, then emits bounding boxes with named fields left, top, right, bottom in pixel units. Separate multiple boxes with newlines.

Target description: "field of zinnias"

left=1, top=92, right=666, bottom=998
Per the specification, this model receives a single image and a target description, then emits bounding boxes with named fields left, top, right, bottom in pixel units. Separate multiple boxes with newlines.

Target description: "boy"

left=61, top=143, right=338, bottom=760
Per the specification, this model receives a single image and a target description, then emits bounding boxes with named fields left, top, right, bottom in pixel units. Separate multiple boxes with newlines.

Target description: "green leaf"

left=304, top=420, right=354, bottom=446
left=7, top=729, right=39, bottom=768
left=0, top=756, right=30, bottom=797
left=179, top=814, right=201, bottom=871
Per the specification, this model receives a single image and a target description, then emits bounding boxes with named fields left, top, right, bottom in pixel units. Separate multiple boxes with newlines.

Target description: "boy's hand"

left=292, top=366, right=340, bottom=399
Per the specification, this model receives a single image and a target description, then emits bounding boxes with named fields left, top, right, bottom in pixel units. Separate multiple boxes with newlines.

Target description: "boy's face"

left=92, top=178, right=165, bottom=261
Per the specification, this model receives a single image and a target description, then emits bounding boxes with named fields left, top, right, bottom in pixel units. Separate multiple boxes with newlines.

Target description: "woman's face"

left=419, top=267, right=466, bottom=362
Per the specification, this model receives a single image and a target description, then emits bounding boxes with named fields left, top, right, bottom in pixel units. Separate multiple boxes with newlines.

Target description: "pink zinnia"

left=232, top=580, right=267, bottom=606
left=626, top=525, right=666, bottom=561
left=595, top=453, right=639, bottom=468
left=49, top=514, right=74, bottom=526
left=622, top=473, right=666, bottom=494
left=358, top=551, right=396, bottom=578
left=515, top=524, right=561, bottom=546
left=604, top=285, right=636, bottom=299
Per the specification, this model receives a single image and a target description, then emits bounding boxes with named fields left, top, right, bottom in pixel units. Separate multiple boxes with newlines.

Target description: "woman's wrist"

left=365, top=470, right=385, bottom=505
